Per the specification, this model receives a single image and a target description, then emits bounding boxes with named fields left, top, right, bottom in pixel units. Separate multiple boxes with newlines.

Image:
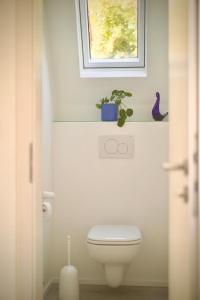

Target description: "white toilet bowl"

left=87, top=225, right=142, bottom=288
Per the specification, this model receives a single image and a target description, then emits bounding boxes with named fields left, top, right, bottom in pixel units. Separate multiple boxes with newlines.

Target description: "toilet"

left=87, top=225, right=142, bottom=288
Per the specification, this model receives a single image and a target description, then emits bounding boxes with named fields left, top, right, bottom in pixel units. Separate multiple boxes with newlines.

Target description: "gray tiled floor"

left=44, top=284, right=168, bottom=300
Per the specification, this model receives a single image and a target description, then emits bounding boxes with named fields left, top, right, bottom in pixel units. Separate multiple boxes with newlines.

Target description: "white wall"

left=52, top=122, right=168, bottom=286
left=43, top=0, right=169, bottom=288
left=44, top=0, right=168, bottom=122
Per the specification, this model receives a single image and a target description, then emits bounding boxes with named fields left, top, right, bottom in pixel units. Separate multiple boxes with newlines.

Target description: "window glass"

left=87, top=0, right=138, bottom=60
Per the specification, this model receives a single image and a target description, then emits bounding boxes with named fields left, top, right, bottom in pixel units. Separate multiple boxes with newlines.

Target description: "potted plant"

left=96, top=90, right=133, bottom=127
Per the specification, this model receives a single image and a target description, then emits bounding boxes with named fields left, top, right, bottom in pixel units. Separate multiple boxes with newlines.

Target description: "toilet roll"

left=43, top=201, right=52, bottom=220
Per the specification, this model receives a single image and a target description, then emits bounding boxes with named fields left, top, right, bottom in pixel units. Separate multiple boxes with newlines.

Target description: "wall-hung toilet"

left=87, top=225, right=142, bottom=288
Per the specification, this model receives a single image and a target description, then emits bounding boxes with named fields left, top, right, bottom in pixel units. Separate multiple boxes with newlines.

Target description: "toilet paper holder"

left=42, top=201, right=53, bottom=219
left=42, top=191, right=55, bottom=200
left=43, top=203, right=48, bottom=212
left=42, top=191, right=55, bottom=213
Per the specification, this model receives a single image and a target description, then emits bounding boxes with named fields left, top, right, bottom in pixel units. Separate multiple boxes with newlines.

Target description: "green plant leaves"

left=96, top=104, right=102, bottom=109
left=119, top=109, right=126, bottom=118
left=112, top=90, right=118, bottom=95
left=111, top=90, right=132, bottom=99
left=125, top=92, right=132, bottom=97
left=126, top=108, right=133, bottom=116
left=117, top=108, right=133, bottom=127
left=115, top=100, right=121, bottom=105
left=104, top=97, right=110, bottom=103
left=100, top=97, right=110, bottom=105
left=118, top=118, right=126, bottom=127
left=96, top=89, right=134, bottom=127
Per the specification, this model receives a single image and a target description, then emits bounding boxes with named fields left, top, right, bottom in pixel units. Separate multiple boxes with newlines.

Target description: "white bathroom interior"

left=42, top=0, right=169, bottom=299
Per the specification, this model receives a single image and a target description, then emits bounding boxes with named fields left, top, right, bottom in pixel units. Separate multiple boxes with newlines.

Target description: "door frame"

left=168, top=0, right=199, bottom=299
left=7, top=0, right=200, bottom=299
left=0, top=0, right=43, bottom=299
left=15, top=0, right=43, bottom=299
left=198, top=0, right=200, bottom=297
left=188, top=0, right=199, bottom=297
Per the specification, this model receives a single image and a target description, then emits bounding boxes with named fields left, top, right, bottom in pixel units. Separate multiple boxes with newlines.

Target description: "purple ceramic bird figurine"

left=152, top=92, right=168, bottom=121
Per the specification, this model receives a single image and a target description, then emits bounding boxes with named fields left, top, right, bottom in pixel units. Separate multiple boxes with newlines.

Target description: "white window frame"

left=75, top=0, right=147, bottom=78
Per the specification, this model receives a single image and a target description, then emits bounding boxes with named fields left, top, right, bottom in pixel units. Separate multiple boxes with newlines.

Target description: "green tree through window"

left=87, top=0, right=138, bottom=59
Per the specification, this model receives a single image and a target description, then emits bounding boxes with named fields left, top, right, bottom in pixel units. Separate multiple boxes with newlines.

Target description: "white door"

left=167, top=0, right=199, bottom=299
left=0, top=0, right=43, bottom=299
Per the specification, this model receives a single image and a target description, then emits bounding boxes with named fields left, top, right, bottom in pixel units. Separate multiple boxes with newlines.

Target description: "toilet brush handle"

left=67, top=235, right=71, bottom=265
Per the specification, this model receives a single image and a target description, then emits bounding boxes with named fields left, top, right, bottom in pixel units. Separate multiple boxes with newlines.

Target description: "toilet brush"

left=59, top=236, right=79, bottom=300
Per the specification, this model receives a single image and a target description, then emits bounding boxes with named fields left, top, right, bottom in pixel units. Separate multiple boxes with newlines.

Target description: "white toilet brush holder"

left=59, top=236, right=79, bottom=300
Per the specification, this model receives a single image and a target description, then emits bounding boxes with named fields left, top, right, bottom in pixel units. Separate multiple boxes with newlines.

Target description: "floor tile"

left=44, top=284, right=168, bottom=300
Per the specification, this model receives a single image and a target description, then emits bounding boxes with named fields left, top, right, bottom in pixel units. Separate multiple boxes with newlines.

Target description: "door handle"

left=163, top=160, right=188, bottom=174
left=177, top=186, right=188, bottom=203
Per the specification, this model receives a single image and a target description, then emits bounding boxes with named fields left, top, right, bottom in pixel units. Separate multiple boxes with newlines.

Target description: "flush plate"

left=99, top=135, right=134, bottom=159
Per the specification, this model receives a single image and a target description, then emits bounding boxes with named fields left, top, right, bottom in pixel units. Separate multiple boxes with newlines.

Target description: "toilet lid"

left=87, top=225, right=142, bottom=245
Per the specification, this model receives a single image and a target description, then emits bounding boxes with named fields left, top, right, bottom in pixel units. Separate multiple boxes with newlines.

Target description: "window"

left=75, top=0, right=146, bottom=78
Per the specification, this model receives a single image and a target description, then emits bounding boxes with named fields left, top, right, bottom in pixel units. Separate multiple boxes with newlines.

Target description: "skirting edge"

left=43, top=276, right=168, bottom=294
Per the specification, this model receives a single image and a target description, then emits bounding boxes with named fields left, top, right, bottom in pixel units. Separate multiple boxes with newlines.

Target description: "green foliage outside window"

left=88, top=0, right=138, bottom=59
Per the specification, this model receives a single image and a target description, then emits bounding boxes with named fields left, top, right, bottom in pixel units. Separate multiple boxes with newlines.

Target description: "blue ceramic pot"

left=101, top=103, right=118, bottom=121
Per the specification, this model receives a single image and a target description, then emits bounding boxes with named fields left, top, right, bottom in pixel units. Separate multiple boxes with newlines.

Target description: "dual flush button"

left=99, top=135, right=134, bottom=159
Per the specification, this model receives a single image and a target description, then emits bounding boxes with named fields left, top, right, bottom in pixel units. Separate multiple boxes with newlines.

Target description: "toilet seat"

left=87, top=225, right=142, bottom=246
